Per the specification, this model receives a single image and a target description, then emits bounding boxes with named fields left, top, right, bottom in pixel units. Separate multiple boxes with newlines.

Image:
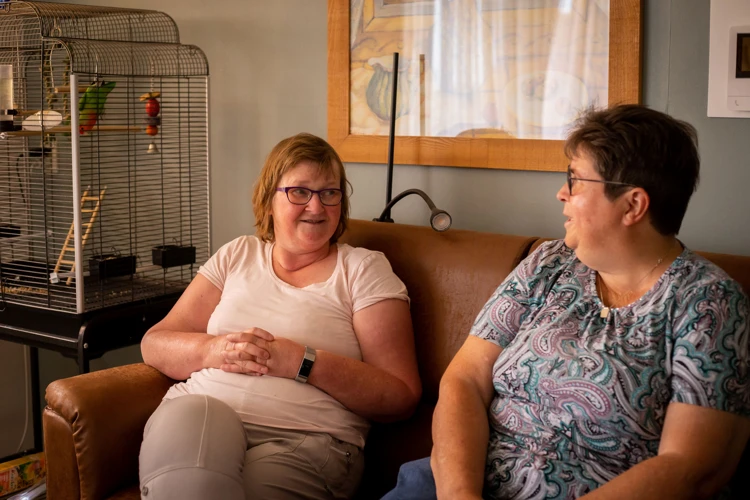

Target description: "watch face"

left=300, top=357, right=314, bottom=374
left=296, top=347, right=316, bottom=383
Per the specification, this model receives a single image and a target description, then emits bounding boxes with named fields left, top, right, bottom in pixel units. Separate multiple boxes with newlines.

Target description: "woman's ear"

left=621, top=188, right=650, bottom=226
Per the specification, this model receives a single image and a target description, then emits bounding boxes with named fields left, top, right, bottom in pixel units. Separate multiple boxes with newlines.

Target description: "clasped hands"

left=215, top=328, right=304, bottom=379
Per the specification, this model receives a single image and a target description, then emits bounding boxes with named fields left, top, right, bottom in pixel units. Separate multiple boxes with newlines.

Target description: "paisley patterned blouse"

left=471, top=240, right=749, bottom=499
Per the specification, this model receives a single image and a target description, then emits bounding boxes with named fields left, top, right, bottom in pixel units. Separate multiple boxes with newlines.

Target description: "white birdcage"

left=0, top=1, right=210, bottom=314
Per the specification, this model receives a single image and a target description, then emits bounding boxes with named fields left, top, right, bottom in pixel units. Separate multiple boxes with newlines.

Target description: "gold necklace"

left=597, top=243, right=677, bottom=319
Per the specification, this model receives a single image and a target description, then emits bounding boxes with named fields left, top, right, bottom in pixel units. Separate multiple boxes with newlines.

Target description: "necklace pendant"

left=600, top=307, right=610, bottom=319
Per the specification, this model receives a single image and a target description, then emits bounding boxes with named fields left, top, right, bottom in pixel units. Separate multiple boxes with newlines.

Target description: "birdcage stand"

left=0, top=292, right=182, bottom=461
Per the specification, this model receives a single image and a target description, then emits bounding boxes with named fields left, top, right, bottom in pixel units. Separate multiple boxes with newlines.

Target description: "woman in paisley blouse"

left=385, top=105, right=750, bottom=500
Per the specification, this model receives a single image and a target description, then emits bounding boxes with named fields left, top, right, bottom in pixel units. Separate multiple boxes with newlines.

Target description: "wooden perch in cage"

left=16, top=110, right=44, bottom=116
left=1, top=125, right=143, bottom=137
left=53, top=85, right=91, bottom=94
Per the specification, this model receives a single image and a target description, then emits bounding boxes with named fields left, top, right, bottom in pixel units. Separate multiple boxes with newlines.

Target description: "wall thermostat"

left=728, top=25, right=750, bottom=111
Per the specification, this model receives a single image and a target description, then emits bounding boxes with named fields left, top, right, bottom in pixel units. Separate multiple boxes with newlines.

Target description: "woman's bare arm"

left=141, top=274, right=270, bottom=380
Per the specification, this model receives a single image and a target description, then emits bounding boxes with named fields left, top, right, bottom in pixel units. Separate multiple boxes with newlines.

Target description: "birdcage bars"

left=0, top=1, right=209, bottom=315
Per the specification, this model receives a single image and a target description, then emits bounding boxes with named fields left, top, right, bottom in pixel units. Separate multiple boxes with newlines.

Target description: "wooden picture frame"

left=327, top=0, right=642, bottom=172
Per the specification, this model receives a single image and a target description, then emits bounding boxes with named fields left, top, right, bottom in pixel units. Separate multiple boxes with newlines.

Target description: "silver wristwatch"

left=295, top=346, right=316, bottom=383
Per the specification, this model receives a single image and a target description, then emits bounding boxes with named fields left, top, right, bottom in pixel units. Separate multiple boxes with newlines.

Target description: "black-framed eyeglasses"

left=276, top=186, right=343, bottom=206
left=567, top=165, right=637, bottom=196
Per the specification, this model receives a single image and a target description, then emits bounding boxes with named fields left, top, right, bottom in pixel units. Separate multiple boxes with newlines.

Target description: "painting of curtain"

left=349, top=0, right=610, bottom=141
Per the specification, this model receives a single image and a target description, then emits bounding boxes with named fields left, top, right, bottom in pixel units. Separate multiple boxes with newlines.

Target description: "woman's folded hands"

left=220, top=328, right=305, bottom=379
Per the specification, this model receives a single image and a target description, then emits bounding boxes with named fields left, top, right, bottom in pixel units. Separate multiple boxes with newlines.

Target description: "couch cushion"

left=106, top=485, right=141, bottom=500
left=355, top=402, right=436, bottom=499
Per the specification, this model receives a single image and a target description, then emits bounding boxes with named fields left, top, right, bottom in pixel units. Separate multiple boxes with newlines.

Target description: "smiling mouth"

left=301, top=219, right=325, bottom=224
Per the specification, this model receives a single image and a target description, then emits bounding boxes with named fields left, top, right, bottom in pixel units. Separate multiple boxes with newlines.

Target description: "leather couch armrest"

left=44, top=363, right=174, bottom=500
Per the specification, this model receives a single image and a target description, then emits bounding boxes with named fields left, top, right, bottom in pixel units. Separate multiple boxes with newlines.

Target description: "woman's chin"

left=563, top=232, right=577, bottom=250
left=295, top=227, right=333, bottom=247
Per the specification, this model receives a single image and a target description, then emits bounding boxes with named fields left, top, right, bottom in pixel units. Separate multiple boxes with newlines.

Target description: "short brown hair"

left=565, top=105, right=700, bottom=236
left=252, top=133, right=350, bottom=243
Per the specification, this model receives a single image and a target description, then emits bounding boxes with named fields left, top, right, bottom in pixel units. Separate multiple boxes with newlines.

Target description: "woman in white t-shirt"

left=138, top=133, right=422, bottom=500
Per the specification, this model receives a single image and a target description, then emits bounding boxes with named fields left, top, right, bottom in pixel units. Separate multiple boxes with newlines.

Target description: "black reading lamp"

left=373, top=53, right=452, bottom=232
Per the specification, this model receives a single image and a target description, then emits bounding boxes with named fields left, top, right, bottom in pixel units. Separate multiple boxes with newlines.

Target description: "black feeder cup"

left=152, top=245, right=196, bottom=268
left=0, top=224, right=21, bottom=238
left=89, top=254, right=137, bottom=280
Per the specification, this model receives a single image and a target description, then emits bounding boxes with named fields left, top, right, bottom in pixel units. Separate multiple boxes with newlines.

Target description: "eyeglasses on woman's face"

left=276, top=186, right=343, bottom=206
left=566, top=165, right=637, bottom=196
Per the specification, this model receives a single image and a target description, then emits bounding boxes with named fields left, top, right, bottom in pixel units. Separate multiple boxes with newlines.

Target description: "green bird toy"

left=78, top=81, right=116, bottom=135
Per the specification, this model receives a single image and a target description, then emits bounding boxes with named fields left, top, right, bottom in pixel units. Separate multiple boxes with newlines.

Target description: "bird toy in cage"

left=141, top=91, right=161, bottom=154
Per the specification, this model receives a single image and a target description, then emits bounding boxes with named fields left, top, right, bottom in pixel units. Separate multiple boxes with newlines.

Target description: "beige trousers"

left=139, top=394, right=364, bottom=500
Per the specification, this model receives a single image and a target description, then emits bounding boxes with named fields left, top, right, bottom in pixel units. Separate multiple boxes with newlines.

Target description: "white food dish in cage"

left=22, top=110, right=63, bottom=131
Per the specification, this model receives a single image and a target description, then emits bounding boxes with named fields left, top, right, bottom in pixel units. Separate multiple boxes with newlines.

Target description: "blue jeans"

left=381, top=457, right=437, bottom=500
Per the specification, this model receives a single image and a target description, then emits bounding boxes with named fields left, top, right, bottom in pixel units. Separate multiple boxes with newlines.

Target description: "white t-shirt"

left=163, top=235, right=409, bottom=447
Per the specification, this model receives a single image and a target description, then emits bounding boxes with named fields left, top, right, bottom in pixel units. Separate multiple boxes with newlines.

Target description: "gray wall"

left=2, top=0, right=749, bottom=457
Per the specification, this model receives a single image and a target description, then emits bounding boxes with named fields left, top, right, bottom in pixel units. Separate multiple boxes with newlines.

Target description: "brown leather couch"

left=43, top=220, right=750, bottom=499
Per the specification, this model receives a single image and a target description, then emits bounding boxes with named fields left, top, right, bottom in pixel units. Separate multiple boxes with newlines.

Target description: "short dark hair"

left=564, top=105, right=700, bottom=236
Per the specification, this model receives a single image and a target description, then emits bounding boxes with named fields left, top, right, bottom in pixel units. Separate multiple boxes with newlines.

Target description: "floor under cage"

left=0, top=259, right=187, bottom=311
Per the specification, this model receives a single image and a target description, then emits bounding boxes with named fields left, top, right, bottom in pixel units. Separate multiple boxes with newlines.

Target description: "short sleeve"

left=470, top=240, right=568, bottom=349
left=351, top=252, right=409, bottom=313
left=670, top=279, right=750, bottom=417
left=197, top=237, right=244, bottom=291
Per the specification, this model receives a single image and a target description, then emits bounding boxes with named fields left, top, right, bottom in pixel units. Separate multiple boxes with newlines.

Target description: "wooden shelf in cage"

left=1, top=125, right=143, bottom=137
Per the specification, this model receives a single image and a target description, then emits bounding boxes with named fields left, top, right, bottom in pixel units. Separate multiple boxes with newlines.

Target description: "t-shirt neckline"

left=266, top=241, right=343, bottom=290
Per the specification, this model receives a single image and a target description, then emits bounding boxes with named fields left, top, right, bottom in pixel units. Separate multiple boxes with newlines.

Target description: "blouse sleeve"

left=670, top=279, right=750, bottom=417
left=350, top=252, right=409, bottom=313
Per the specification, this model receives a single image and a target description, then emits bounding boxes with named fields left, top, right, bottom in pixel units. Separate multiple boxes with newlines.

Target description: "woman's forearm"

left=141, top=329, right=222, bottom=381
left=431, top=375, right=490, bottom=499
left=306, top=349, right=421, bottom=422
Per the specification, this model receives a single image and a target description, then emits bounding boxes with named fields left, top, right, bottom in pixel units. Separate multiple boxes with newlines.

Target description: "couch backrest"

left=341, top=219, right=537, bottom=403
left=696, top=250, right=750, bottom=294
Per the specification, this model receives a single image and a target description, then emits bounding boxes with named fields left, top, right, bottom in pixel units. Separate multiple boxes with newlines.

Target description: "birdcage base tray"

left=1, top=259, right=186, bottom=311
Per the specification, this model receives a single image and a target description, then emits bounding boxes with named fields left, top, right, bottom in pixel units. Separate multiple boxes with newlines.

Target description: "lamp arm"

left=376, top=188, right=437, bottom=222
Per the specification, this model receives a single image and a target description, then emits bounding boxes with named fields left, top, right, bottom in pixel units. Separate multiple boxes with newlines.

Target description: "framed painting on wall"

left=327, top=0, right=642, bottom=171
